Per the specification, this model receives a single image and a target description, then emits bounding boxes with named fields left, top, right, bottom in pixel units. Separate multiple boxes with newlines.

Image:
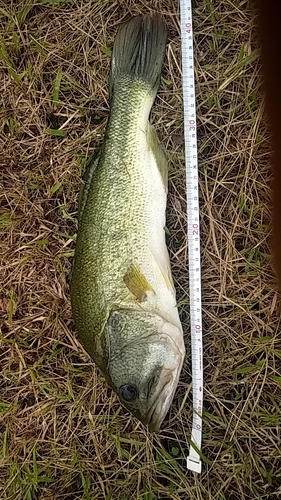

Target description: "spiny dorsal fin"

left=78, top=150, right=100, bottom=225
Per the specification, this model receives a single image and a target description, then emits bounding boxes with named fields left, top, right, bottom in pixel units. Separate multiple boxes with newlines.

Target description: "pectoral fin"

left=124, top=263, right=154, bottom=302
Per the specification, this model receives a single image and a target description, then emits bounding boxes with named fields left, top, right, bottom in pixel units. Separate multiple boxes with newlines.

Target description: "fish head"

left=105, top=309, right=185, bottom=431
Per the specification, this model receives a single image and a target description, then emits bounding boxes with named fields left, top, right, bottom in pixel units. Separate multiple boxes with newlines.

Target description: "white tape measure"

left=180, top=0, right=203, bottom=473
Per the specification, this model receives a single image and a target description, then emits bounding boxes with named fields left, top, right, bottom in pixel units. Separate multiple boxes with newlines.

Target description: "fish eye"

left=119, top=384, right=138, bottom=401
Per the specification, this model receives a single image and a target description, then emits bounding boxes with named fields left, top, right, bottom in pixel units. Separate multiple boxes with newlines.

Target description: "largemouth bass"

left=70, top=15, right=185, bottom=431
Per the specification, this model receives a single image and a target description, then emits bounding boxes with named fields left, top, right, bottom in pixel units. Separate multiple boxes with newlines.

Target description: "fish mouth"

left=144, top=331, right=185, bottom=432
left=145, top=367, right=181, bottom=432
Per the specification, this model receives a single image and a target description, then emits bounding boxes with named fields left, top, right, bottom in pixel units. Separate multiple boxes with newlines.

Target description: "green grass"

left=0, top=0, right=280, bottom=499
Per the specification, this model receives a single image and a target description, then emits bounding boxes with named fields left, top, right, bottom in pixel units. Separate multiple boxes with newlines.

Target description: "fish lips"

left=144, top=338, right=184, bottom=431
left=144, top=371, right=180, bottom=431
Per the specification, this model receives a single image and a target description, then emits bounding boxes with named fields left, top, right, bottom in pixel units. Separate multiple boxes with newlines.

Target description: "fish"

left=70, top=14, right=186, bottom=431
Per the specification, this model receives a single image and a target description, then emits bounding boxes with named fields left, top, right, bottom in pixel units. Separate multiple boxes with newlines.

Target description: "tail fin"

left=110, top=15, right=167, bottom=95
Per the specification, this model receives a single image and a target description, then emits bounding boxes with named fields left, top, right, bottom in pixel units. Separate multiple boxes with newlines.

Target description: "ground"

left=1, top=0, right=281, bottom=499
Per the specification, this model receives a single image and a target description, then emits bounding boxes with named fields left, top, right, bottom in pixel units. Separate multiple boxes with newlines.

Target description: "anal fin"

left=147, top=122, right=168, bottom=189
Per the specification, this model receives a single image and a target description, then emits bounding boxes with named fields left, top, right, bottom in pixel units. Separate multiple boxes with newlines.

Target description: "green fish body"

left=70, top=15, right=185, bottom=430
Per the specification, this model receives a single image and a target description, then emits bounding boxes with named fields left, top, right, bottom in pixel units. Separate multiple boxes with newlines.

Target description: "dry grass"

left=0, top=0, right=281, bottom=498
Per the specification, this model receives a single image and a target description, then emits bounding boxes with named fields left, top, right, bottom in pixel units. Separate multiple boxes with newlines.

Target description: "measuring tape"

left=179, top=0, right=203, bottom=473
